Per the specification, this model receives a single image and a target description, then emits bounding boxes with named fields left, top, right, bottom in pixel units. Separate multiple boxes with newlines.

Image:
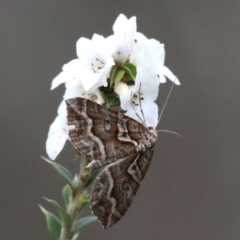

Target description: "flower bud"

left=114, top=82, right=129, bottom=96
left=112, top=40, right=130, bottom=64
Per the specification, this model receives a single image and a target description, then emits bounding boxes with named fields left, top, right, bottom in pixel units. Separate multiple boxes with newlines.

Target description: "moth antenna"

left=157, top=78, right=177, bottom=127
left=157, top=129, right=182, bottom=138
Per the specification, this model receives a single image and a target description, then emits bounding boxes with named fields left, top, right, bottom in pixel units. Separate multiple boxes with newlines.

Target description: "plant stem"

left=59, top=155, right=89, bottom=240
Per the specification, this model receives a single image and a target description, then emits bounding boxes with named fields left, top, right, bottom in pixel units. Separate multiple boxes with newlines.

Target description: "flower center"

left=131, top=91, right=144, bottom=107
left=87, top=93, right=98, bottom=102
left=131, top=93, right=139, bottom=106
left=91, top=58, right=105, bottom=73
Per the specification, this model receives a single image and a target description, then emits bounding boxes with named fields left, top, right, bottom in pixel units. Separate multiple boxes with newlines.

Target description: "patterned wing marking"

left=66, top=98, right=152, bottom=168
left=90, top=148, right=154, bottom=229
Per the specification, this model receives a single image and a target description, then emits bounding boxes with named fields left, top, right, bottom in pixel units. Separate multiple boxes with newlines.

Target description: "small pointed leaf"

left=119, top=63, right=137, bottom=80
left=39, top=205, right=61, bottom=240
left=124, top=62, right=137, bottom=78
left=101, top=92, right=120, bottom=107
left=113, top=69, right=126, bottom=86
left=77, top=193, right=90, bottom=210
left=43, top=198, right=71, bottom=226
left=126, top=79, right=135, bottom=86
left=79, top=199, right=90, bottom=209
left=72, top=216, right=98, bottom=233
left=62, top=184, right=71, bottom=206
left=110, top=65, right=117, bottom=87
left=42, top=157, right=73, bottom=187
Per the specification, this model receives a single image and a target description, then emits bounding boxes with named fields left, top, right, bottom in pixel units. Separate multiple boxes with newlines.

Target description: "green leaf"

left=79, top=199, right=90, bottom=209
left=39, top=205, right=61, bottom=240
left=126, top=79, right=135, bottom=86
left=113, top=69, right=126, bottom=85
left=72, top=216, right=98, bottom=233
left=43, top=198, right=71, bottom=226
left=124, top=62, right=137, bottom=78
left=101, top=92, right=120, bottom=107
left=84, top=168, right=100, bottom=188
left=62, top=184, right=71, bottom=206
left=109, top=65, right=117, bottom=87
left=119, top=63, right=137, bottom=80
left=42, top=157, right=73, bottom=187
left=77, top=193, right=90, bottom=209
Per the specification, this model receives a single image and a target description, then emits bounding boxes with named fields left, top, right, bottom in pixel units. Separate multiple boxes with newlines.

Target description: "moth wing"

left=66, top=98, right=148, bottom=168
left=90, top=148, right=154, bottom=229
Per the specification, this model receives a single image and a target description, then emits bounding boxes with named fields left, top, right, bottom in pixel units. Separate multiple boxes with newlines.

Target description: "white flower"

left=76, top=34, right=115, bottom=91
left=46, top=101, right=69, bottom=160
left=106, top=36, right=131, bottom=64
left=46, top=13, right=180, bottom=160
left=130, top=32, right=180, bottom=85
left=106, top=14, right=137, bottom=64
left=51, top=59, right=84, bottom=90
left=112, top=14, right=136, bottom=46
left=51, top=34, right=115, bottom=92
left=119, top=67, right=159, bottom=127
left=64, top=78, right=105, bottom=105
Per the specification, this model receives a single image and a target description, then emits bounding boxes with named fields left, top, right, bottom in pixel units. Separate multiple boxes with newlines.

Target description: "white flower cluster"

left=46, top=14, right=180, bottom=160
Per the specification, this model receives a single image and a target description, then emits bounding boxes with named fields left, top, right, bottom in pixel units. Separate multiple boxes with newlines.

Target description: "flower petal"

left=160, top=66, right=180, bottom=85
left=46, top=132, right=68, bottom=160
left=125, top=100, right=158, bottom=127
left=113, top=14, right=128, bottom=36
left=107, top=35, right=131, bottom=63
left=63, top=79, right=85, bottom=99
left=57, top=101, right=67, bottom=119
left=141, top=101, right=159, bottom=127
left=119, top=86, right=133, bottom=111
left=46, top=115, right=69, bottom=160
left=158, top=73, right=167, bottom=84
left=134, top=67, right=160, bottom=101
left=48, top=114, right=68, bottom=134
left=113, top=14, right=136, bottom=47
left=81, top=72, right=102, bottom=91
left=76, top=37, right=93, bottom=59
left=62, top=59, right=83, bottom=77
left=51, top=71, right=73, bottom=90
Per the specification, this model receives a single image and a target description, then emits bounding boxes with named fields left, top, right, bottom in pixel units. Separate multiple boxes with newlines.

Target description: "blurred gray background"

left=1, top=0, right=240, bottom=239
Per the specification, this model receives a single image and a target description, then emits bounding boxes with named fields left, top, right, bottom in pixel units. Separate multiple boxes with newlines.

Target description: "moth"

left=66, top=97, right=157, bottom=229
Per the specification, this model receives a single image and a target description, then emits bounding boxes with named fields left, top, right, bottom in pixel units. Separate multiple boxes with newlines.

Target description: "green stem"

left=59, top=155, right=89, bottom=240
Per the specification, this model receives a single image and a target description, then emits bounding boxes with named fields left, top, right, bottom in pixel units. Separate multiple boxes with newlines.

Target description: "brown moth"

left=66, top=97, right=157, bottom=229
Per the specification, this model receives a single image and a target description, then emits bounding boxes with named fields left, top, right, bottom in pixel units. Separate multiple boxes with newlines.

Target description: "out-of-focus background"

left=1, top=1, right=240, bottom=239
